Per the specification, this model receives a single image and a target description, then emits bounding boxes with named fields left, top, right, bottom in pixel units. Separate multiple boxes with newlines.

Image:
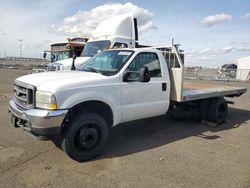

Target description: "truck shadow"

left=98, top=107, right=250, bottom=160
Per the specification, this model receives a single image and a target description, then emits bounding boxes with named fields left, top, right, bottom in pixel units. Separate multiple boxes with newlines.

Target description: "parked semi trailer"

left=47, top=14, right=146, bottom=71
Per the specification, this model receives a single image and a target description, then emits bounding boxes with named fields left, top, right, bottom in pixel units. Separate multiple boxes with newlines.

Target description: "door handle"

left=162, top=83, right=167, bottom=91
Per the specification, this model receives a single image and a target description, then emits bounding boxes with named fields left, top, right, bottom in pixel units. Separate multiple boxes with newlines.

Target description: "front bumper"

left=9, top=99, right=68, bottom=139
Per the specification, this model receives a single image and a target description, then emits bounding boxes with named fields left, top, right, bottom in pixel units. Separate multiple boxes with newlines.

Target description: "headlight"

left=56, top=64, right=64, bottom=71
left=36, top=91, right=57, bottom=110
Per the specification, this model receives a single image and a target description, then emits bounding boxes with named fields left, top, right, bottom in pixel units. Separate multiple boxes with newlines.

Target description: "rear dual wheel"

left=199, top=97, right=228, bottom=124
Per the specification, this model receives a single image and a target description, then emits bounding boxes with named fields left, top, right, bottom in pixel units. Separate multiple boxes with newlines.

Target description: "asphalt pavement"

left=0, top=68, right=250, bottom=188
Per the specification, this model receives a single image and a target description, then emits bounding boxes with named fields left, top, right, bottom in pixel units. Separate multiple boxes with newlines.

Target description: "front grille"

left=47, top=63, right=63, bottom=71
left=14, top=81, right=35, bottom=109
left=47, top=64, right=57, bottom=71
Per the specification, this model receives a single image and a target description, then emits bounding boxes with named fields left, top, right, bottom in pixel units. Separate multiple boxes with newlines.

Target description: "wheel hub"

left=78, top=127, right=99, bottom=149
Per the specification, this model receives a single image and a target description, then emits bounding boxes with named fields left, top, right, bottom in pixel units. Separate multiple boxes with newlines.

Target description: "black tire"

left=62, top=113, right=109, bottom=162
left=207, top=97, right=228, bottom=124
left=198, top=99, right=210, bottom=120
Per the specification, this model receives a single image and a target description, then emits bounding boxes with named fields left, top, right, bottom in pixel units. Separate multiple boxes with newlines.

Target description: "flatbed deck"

left=181, top=81, right=247, bottom=102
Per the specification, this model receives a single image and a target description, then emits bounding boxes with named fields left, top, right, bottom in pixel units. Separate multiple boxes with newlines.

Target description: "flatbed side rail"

left=181, top=86, right=247, bottom=102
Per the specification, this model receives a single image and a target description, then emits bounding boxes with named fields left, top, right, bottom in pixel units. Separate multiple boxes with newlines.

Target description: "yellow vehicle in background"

left=44, top=37, right=88, bottom=71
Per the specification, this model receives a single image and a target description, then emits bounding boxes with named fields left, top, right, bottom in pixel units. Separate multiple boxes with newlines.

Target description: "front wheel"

left=62, top=113, right=109, bottom=162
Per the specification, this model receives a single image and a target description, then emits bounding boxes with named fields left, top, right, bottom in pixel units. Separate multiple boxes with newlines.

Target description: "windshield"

left=51, top=51, right=71, bottom=62
left=80, top=40, right=111, bottom=57
left=79, top=50, right=133, bottom=76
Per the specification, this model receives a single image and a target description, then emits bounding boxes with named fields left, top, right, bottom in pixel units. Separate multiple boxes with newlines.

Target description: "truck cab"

left=47, top=14, right=138, bottom=71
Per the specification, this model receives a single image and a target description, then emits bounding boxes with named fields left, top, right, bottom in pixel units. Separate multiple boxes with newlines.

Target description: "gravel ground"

left=0, top=68, right=250, bottom=188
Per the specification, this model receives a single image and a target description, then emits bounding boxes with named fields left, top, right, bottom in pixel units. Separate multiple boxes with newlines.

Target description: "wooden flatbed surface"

left=181, top=81, right=247, bottom=101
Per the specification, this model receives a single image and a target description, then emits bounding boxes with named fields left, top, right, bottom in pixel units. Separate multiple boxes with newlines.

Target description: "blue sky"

left=0, top=0, right=249, bottom=67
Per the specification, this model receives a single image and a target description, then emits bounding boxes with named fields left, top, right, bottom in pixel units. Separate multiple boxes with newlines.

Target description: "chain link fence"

left=1, top=58, right=249, bottom=82
left=184, top=67, right=250, bottom=82
left=0, top=57, right=48, bottom=70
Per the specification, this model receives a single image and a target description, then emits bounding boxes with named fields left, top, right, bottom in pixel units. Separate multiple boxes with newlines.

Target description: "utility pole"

left=18, top=39, right=22, bottom=58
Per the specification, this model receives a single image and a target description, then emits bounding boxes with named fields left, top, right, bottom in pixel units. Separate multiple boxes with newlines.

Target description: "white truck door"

left=121, top=52, right=169, bottom=122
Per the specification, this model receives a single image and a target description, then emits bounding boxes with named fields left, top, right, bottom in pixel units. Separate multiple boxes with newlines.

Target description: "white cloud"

left=220, top=46, right=250, bottom=53
left=186, top=54, right=193, bottom=58
left=221, top=46, right=233, bottom=53
left=199, top=57, right=212, bottom=61
left=237, top=47, right=250, bottom=52
left=0, top=0, right=74, bottom=57
left=197, top=46, right=239, bottom=55
left=241, top=13, right=250, bottom=19
left=201, top=13, right=232, bottom=27
left=186, top=45, right=250, bottom=66
left=52, top=2, right=156, bottom=37
left=0, top=30, right=5, bottom=35
left=199, top=48, right=211, bottom=54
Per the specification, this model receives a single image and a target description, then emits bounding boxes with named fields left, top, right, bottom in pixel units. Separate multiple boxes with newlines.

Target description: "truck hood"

left=16, top=71, right=112, bottom=92
left=55, top=56, right=91, bottom=70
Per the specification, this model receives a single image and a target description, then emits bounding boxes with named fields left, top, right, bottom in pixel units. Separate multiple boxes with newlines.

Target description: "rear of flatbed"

left=157, top=45, right=247, bottom=103
left=181, top=81, right=247, bottom=102
left=158, top=44, right=247, bottom=124
left=168, top=80, right=247, bottom=124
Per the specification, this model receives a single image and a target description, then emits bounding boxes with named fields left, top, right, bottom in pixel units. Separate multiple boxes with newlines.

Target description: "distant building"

left=218, top=63, right=237, bottom=78
left=236, top=56, right=250, bottom=81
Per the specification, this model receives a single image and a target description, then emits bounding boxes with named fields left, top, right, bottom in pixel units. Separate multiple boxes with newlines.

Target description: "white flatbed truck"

left=9, top=45, right=247, bottom=161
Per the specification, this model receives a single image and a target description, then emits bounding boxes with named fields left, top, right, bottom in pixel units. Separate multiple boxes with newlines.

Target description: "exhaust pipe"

left=134, top=18, right=138, bottom=41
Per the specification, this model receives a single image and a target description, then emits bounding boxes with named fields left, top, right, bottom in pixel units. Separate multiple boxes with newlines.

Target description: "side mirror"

left=71, top=53, right=77, bottom=70
left=43, top=52, right=47, bottom=59
left=123, top=71, right=131, bottom=82
left=139, top=66, right=150, bottom=82
left=51, top=54, right=55, bottom=60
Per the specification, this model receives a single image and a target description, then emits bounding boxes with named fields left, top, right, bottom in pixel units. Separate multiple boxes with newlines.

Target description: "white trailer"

left=47, top=14, right=141, bottom=71
left=236, top=56, right=250, bottom=81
